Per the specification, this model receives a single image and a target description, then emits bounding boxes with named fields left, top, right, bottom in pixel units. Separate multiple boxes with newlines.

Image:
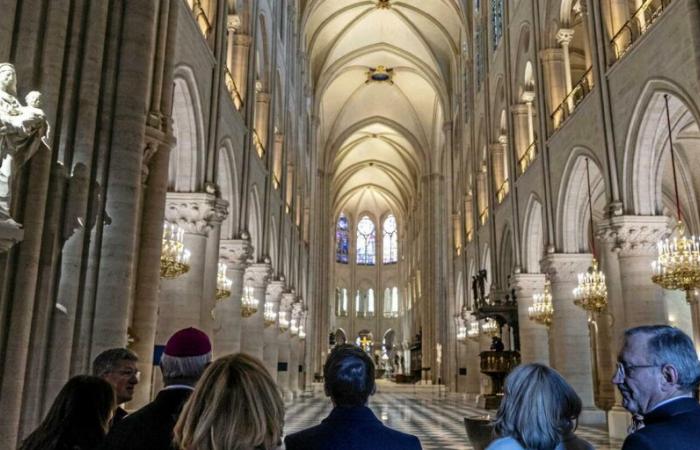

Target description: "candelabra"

left=264, top=302, right=277, bottom=327
left=482, top=319, right=500, bottom=337
left=241, top=285, right=259, bottom=317
left=467, top=320, right=480, bottom=341
left=651, top=95, right=700, bottom=304
left=573, top=158, right=608, bottom=313
left=528, top=280, right=553, bottom=327
left=215, top=261, right=232, bottom=300
left=290, top=317, right=299, bottom=336
left=457, top=323, right=467, bottom=343
left=160, top=223, right=191, bottom=279
left=278, top=310, right=290, bottom=332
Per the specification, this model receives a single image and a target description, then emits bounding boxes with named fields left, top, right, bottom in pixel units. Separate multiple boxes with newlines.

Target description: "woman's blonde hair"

left=174, top=353, right=285, bottom=450
left=493, top=363, right=582, bottom=450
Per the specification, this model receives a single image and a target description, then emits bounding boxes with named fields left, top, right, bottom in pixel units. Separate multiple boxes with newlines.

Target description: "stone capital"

left=165, top=192, right=229, bottom=236
left=511, top=273, right=547, bottom=294
left=280, top=293, right=297, bottom=312
left=556, top=28, right=575, bottom=46
left=219, top=239, right=252, bottom=270
left=256, top=91, right=271, bottom=103
left=244, top=263, right=271, bottom=288
left=541, top=253, right=594, bottom=283
left=597, top=215, right=672, bottom=256
left=227, top=14, right=241, bottom=31
left=266, top=280, right=286, bottom=303
left=521, top=90, right=536, bottom=103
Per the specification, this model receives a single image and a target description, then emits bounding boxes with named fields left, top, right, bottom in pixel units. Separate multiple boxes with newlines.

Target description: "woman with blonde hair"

left=174, top=353, right=285, bottom=450
left=486, top=363, right=594, bottom=450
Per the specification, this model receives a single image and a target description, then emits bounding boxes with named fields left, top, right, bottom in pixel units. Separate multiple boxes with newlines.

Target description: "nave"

left=285, top=382, right=623, bottom=450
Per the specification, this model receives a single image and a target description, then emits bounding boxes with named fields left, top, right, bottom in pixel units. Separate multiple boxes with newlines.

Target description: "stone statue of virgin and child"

left=0, top=62, right=50, bottom=224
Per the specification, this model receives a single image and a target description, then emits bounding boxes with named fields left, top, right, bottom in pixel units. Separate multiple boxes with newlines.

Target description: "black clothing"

left=622, top=397, right=700, bottom=450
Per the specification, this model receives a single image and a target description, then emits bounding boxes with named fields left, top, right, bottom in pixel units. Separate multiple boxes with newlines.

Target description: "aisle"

left=284, top=381, right=623, bottom=450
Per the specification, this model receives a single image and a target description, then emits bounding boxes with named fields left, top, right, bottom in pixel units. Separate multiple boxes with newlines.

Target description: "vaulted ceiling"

left=303, top=0, right=466, bottom=220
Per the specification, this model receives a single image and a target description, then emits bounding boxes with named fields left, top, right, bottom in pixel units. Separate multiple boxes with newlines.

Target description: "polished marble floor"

left=285, top=381, right=623, bottom=450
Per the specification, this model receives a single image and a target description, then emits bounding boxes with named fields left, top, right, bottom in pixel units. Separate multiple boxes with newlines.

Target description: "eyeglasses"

left=111, top=369, right=140, bottom=379
left=615, top=362, right=659, bottom=378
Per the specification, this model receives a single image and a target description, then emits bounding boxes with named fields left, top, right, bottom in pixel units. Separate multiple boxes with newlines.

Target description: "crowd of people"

left=17, top=324, right=700, bottom=450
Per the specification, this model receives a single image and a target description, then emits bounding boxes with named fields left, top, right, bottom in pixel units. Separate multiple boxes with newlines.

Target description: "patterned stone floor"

left=285, top=381, right=623, bottom=449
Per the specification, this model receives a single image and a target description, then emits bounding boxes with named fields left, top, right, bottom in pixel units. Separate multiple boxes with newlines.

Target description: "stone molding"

left=597, top=215, right=672, bottom=256
left=540, top=253, right=594, bottom=283
left=511, top=273, right=547, bottom=293
left=244, top=263, right=271, bottom=288
left=280, top=293, right=297, bottom=312
left=219, top=239, right=252, bottom=270
left=165, top=192, right=229, bottom=236
left=266, top=280, right=286, bottom=304
left=232, top=33, right=252, bottom=46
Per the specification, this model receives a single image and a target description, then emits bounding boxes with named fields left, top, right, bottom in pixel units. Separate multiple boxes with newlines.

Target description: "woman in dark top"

left=19, top=375, right=115, bottom=450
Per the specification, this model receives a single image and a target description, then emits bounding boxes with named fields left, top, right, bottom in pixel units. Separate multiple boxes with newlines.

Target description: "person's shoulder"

left=379, top=425, right=421, bottom=448
left=486, top=437, right=525, bottom=450
left=621, top=430, right=656, bottom=450
left=284, top=425, right=327, bottom=450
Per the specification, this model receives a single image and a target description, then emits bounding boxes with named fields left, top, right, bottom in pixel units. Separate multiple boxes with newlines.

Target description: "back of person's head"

left=19, top=375, right=115, bottom=450
left=174, top=353, right=284, bottom=450
left=160, top=327, right=212, bottom=386
left=625, top=325, right=700, bottom=392
left=324, top=344, right=375, bottom=407
left=494, top=363, right=581, bottom=450
left=91, top=348, right=138, bottom=377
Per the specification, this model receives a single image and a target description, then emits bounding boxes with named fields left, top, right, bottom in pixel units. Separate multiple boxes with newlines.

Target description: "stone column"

left=263, top=280, right=285, bottom=380
left=542, top=253, right=605, bottom=425
left=240, top=263, right=271, bottom=359
left=156, top=193, right=219, bottom=345
left=464, top=332, right=482, bottom=401
left=556, top=28, right=575, bottom=111
left=512, top=273, right=550, bottom=364
left=213, top=238, right=252, bottom=357
left=277, top=293, right=296, bottom=399
left=200, top=197, right=228, bottom=339
left=522, top=91, right=536, bottom=145
left=539, top=49, right=566, bottom=126
left=288, top=334, right=301, bottom=397
left=511, top=103, right=529, bottom=168
left=231, top=34, right=251, bottom=104
left=254, top=91, right=271, bottom=154
left=490, top=142, right=506, bottom=201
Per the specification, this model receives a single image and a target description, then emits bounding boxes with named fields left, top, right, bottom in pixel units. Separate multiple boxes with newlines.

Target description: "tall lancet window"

left=382, top=214, right=398, bottom=264
left=336, top=288, right=348, bottom=317
left=335, top=213, right=350, bottom=263
left=367, top=288, right=375, bottom=318
left=356, top=216, right=376, bottom=265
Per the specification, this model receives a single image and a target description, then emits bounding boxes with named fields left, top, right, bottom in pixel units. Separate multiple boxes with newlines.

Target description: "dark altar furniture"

left=478, top=350, right=521, bottom=409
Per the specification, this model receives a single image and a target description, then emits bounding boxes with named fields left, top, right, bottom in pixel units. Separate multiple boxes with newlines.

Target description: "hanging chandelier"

left=482, top=319, right=500, bottom=337
left=160, top=223, right=191, bottom=279
left=241, top=285, right=259, bottom=317
left=456, top=317, right=467, bottom=343
left=651, top=94, right=700, bottom=305
left=528, top=280, right=554, bottom=326
left=215, top=261, right=232, bottom=300
left=573, top=158, right=608, bottom=313
left=278, top=310, right=290, bottom=332
left=467, top=320, right=480, bottom=341
left=290, top=317, right=299, bottom=336
left=299, top=318, right=307, bottom=339
left=264, top=302, right=277, bottom=327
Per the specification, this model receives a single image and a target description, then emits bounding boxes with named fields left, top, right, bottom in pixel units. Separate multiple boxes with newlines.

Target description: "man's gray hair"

left=626, top=325, right=700, bottom=391
left=92, top=348, right=138, bottom=377
left=160, top=352, right=211, bottom=384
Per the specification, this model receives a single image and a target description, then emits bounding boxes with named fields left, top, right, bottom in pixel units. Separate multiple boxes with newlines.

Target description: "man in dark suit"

left=613, top=325, right=700, bottom=450
left=92, top=348, right=139, bottom=427
left=285, top=344, right=422, bottom=450
left=100, top=327, right=212, bottom=450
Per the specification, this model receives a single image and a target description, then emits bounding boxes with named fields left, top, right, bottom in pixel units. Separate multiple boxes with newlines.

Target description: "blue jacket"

left=285, top=405, right=422, bottom=450
left=622, top=397, right=700, bottom=450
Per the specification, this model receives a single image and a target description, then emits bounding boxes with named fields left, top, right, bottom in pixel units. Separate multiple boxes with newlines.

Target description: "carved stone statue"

left=0, top=63, right=50, bottom=221
left=471, top=275, right=479, bottom=307
left=478, top=269, right=487, bottom=304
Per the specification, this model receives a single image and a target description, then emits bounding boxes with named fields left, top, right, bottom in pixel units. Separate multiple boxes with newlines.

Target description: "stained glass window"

left=475, top=25, right=483, bottom=88
left=356, top=216, right=376, bottom=265
left=335, top=213, right=350, bottom=263
left=491, top=0, right=503, bottom=50
left=382, top=214, right=398, bottom=263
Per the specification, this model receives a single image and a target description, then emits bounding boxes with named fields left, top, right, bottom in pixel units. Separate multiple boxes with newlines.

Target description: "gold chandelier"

left=290, top=317, right=299, bottom=336
left=241, top=285, right=259, bottom=317
left=264, top=302, right=277, bottom=327
left=482, top=319, right=500, bottom=337
left=456, top=317, right=467, bottom=343
left=573, top=158, right=608, bottom=313
left=160, top=223, right=191, bottom=279
left=651, top=94, right=700, bottom=305
left=278, top=310, right=290, bottom=332
left=529, top=280, right=554, bottom=326
left=467, top=320, right=480, bottom=341
left=215, top=261, right=232, bottom=300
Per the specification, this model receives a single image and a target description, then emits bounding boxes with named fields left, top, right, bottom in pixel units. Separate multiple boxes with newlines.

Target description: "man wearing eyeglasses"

left=93, top=348, right=140, bottom=426
left=612, top=325, right=700, bottom=450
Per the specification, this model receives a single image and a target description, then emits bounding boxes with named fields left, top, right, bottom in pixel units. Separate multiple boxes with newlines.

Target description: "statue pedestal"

left=0, top=220, right=23, bottom=252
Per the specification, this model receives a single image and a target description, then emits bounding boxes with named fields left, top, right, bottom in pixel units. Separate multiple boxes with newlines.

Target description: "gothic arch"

left=217, top=139, right=240, bottom=239
left=522, top=194, right=545, bottom=273
left=247, top=184, right=263, bottom=260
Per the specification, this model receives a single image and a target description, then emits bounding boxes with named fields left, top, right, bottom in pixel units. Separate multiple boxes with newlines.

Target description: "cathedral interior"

left=2, top=0, right=700, bottom=448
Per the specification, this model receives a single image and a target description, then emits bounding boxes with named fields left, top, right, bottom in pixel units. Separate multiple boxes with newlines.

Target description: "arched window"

left=336, top=288, right=348, bottom=317
left=367, top=288, right=375, bottom=318
left=356, top=216, right=376, bottom=265
left=335, top=213, right=350, bottom=263
left=491, top=0, right=504, bottom=50
left=391, top=287, right=399, bottom=315
left=382, top=215, right=398, bottom=264
left=355, top=290, right=361, bottom=317
left=383, top=287, right=399, bottom=318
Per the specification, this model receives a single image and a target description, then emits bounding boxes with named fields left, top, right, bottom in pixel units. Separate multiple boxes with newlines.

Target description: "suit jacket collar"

left=154, top=387, right=193, bottom=410
left=644, top=397, right=700, bottom=425
left=323, top=406, right=379, bottom=424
